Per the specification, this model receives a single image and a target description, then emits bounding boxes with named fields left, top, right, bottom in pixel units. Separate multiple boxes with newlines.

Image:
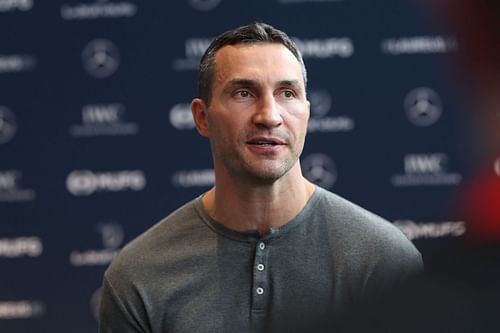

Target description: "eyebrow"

left=225, top=78, right=258, bottom=89
left=278, top=79, right=301, bottom=88
left=223, top=78, right=302, bottom=92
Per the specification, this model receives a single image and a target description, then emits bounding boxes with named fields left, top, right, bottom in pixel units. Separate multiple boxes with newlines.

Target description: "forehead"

left=212, top=43, right=304, bottom=87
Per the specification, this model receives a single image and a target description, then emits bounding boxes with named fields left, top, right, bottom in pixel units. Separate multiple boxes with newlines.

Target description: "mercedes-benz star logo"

left=302, top=153, right=337, bottom=189
left=82, top=39, right=120, bottom=78
left=0, top=106, right=17, bottom=144
left=404, top=87, right=442, bottom=126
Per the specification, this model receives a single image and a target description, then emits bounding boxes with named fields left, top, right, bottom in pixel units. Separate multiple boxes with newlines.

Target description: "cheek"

left=282, top=101, right=309, bottom=118
left=207, top=113, right=241, bottom=143
left=285, top=107, right=310, bottom=133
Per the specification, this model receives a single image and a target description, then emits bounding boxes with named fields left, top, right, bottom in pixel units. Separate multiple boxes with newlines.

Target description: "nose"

left=252, top=94, right=283, bottom=128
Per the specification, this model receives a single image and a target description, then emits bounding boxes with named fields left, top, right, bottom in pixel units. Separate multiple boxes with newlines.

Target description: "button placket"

left=251, top=241, right=270, bottom=310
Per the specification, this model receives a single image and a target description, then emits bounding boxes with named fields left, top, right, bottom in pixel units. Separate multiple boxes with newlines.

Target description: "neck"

left=202, top=163, right=315, bottom=236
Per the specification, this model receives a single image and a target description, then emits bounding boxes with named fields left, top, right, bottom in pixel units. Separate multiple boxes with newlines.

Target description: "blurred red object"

left=437, top=0, right=500, bottom=91
left=457, top=158, right=500, bottom=245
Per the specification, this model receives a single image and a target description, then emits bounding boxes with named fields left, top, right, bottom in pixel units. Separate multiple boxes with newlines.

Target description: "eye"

left=234, top=90, right=251, bottom=98
left=281, top=90, right=296, bottom=99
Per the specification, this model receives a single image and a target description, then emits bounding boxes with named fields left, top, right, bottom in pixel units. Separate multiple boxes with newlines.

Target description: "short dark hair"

left=197, top=22, right=307, bottom=105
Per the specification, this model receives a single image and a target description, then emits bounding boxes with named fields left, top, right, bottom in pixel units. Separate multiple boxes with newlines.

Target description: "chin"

left=243, top=164, right=292, bottom=184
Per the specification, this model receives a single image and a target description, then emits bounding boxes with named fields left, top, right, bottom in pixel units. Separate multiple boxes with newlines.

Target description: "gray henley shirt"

left=99, top=186, right=423, bottom=332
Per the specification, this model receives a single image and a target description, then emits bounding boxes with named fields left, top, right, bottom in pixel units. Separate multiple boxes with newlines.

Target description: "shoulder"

left=104, top=197, right=208, bottom=283
left=314, top=187, right=391, bottom=231
left=314, top=186, right=422, bottom=262
left=313, top=187, right=423, bottom=298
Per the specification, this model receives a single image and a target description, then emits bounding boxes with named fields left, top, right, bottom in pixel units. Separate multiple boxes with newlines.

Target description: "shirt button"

left=257, top=264, right=265, bottom=271
left=259, top=242, right=265, bottom=250
left=256, top=287, right=264, bottom=295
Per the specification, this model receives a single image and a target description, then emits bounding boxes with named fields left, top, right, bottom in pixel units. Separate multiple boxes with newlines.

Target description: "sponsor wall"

left=0, top=0, right=491, bottom=331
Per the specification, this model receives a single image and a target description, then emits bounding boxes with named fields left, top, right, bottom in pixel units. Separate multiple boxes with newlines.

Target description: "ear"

left=191, top=98, right=210, bottom=137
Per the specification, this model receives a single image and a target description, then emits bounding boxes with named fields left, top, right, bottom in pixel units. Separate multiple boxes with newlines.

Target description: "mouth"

left=246, top=137, right=286, bottom=147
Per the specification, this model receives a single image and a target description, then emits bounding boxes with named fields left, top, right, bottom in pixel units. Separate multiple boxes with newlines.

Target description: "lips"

left=246, top=137, right=286, bottom=146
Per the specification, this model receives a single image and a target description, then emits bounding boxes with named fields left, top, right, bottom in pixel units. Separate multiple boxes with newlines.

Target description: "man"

left=99, top=22, right=422, bottom=333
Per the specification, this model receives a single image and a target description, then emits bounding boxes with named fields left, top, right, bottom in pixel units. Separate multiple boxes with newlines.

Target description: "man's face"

left=194, top=43, right=310, bottom=183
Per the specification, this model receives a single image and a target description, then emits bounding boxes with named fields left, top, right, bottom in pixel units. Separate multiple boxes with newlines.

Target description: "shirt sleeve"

left=99, top=274, right=150, bottom=333
left=364, top=236, right=424, bottom=302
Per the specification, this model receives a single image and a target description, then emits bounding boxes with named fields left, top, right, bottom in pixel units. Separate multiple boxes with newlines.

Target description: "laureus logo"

left=69, top=222, right=124, bottom=267
left=188, top=0, right=221, bottom=11
left=97, top=222, right=124, bottom=250
left=307, top=89, right=354, bottom=133
left=172, top=169, right=215, bottom=187
left=309, top=89, right=332, bottom=118
left=0, top=170, right=36, bottom=202
left=61, top=0, right=137, bottom=20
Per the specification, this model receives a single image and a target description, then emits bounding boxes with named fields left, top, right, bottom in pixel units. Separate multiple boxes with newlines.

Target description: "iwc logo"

left=391, top=153, right=462, bottom=187
left=172, top=38, right=212, bottom=71
left=302, top=153, right=337, bottom=189
left=404, top=87, right=442, bottom=126
left=69, top=103, right=139, bottom=137
left=188, top=0, right=221, bottom=11
left=82, top=39, right=120, bottom=78
left=0, top=106, right=17, bottom=144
